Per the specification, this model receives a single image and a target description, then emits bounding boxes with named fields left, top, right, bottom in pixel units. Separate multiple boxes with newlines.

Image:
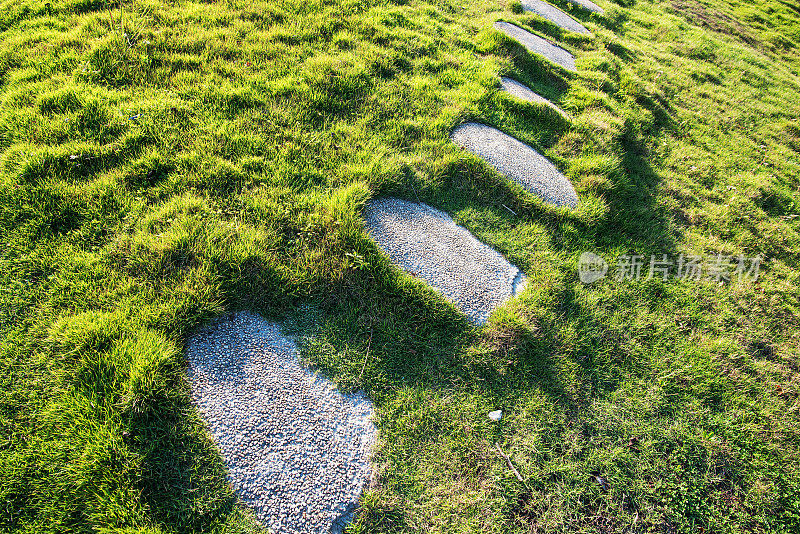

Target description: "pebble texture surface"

left=186, top=313, right=376, bottom=534
left=499, top=77, right=569, bottom=119
left=521, top=0, right=590, bottom=35
left=364, top=198, right=526, bottom=324
left=494, top=21, right=576, bottom=72
left=450, top=122, right=579, bottom=208
left=568, top=0, right=604, bottom=14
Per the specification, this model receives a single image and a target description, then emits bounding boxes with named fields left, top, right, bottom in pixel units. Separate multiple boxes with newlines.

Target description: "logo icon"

left=578, top=252, right=608, bottom=284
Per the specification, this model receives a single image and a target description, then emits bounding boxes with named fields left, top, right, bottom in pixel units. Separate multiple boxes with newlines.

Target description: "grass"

left=0, top=0, right=799, bottom=532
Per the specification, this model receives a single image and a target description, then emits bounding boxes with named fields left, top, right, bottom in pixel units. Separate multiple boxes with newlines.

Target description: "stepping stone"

left=186, top=312, right=376, bottom=534
left=364, top=198, right=526, bottom=324
left=494, top=21, right=576, bottom=72
left=450, top=122, right=578, bottom=208
left=522, top=0, right=591, bottom=35
left=568, top=0, right=604, bottom=14
left=499, top=77, right=569, bottom=119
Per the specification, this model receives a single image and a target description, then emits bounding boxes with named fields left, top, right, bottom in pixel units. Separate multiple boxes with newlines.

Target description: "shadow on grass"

left=291, top=239, right=669, bottom=530
left=130, top=401, right=244, bottom=534
left=292, top=272, right=573, bottom=530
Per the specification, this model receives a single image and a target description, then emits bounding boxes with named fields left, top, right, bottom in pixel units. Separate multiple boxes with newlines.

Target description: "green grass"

left=1, top=0, right=799, bottom=532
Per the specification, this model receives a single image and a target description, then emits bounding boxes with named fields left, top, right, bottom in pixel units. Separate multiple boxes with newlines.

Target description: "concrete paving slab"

left=522, top=0, right=591, bottom=35
left=499, top=77, right=569, bottom=119
left=364, top=198, right=526, bottom=324
left=186, top=313, right=376, bottom=534
left=494, top=21, right=576, bottom=72
left=450, top=122, right=578, bottom=208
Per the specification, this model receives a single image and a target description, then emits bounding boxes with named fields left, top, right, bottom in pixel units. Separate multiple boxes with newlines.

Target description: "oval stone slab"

left=186, top=312, right=377, bottom=534
left=568, top=0, right=604, bottom=14
left=364, top=198, right=526, bottom=324
left=494, top=21, right=576, bottom=72
left=500, top=77, right=569, bottom=119
left=451, top=122, right=578, bottom=208
left=522, top=0, right=591, bottom=35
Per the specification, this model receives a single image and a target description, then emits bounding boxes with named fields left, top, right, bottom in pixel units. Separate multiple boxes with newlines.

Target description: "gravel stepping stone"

left=186, top=312, right=377, bottom=534
left=499, top=77, right=569, bottom=119
left=568, top=0, right=604, bottom=14
left=450, top=122, right=578, bottom=208
left=364, top=198, right=526, bottom=324
left=494, top=21, right=576, bottom=72
left=521, top=0, right=591, bottom=35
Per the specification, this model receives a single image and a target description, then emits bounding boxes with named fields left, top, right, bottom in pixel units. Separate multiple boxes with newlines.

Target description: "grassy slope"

left=1, top=0, right=799, bottom=532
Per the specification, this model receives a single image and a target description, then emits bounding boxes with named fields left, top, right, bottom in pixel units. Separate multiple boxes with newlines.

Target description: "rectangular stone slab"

left=451, top=122, right=578, bottom=208
left=522, top=0, right=591, bottom=35
left=494, top=21, right=576, bottom=72
left=364, top=198, right=526, bottom=324
left=500, top=77, right=569, bottom=119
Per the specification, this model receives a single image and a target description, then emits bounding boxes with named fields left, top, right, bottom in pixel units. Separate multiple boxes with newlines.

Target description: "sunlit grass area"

left=1, top=0, right=799, bottom=532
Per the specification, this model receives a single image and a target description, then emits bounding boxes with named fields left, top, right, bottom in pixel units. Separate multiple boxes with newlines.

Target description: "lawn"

left=1, top=0, right=799, bottom=532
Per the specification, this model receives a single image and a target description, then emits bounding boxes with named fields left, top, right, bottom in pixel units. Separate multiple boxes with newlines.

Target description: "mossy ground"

left=1, top=0, right=799, bottom=532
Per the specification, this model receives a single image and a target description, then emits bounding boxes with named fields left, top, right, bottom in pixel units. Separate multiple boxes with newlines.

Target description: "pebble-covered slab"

left=494, top=21, right=576, bottom=72
left=521, top=0, right=591, bottom=35
left=364, top=198, right=526, bottom=324
left=500, top=77, right=569, bottom=119
left=568, top=0, right=604, bottom=14
left=451, top=122, right=578, bottom=208
left=186, top=312, right=376, bottom=534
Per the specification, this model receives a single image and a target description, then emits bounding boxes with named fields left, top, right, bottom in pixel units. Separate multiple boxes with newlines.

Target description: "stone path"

left=364, top=198, right=526, bottom=324
left=188, top=1, right=608, bottom=530
left=451, top=122, right=578, bottom=208
left=568, top=0, right=604, bottom=15
left=500, top=77, right=569, bottom=119
left=494, top=21, right=576, bottom=72
left=521, top=0, right=591, bottom=35
left=186, top=312, right=376, bottom=534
